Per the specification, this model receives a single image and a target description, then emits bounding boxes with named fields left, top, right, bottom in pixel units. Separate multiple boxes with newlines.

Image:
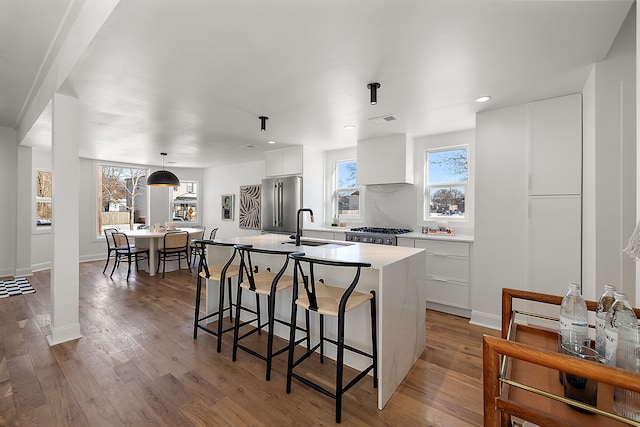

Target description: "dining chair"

left=102, top=228, right=119, bottom=274
left=189, top=225, right=206, bottom=265
left=285, top=252, right=377, bottom=424
left=232, top=244, right=308, bottom=381
left=157, top=230, right=191, bottom=278
left=110, top=232, right=150, bottom=281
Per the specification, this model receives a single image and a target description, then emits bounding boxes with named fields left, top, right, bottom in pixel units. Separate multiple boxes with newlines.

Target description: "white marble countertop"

left=399, top=232, right=474, bottom=243
left=304, top=226, right=351, bottom=232
left=305, top=227, right=474, bottom=242
left=213, top=233, right=423, bottom=268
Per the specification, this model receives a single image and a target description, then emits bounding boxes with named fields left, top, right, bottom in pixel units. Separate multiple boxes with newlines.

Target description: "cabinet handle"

left=426, top=252, right=448, bottom=257
left=427, top=276, right=448, bottom=283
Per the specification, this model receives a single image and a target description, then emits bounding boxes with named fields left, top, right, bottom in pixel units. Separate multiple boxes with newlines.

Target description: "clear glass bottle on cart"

left=595, top=284, right=617, bottom=357
left=559, top=283, right=589, bottom=346
left=604, top=292, right=638, bottom=366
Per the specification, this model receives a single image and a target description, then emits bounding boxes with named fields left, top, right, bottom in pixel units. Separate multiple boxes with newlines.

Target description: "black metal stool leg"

left=335, top=311, right=346, bottom=424
left=193, top=273, right=203, bottom=339
left=232, top=286, right=243, bottom=361
left=370, top=291, right=378, bottom=388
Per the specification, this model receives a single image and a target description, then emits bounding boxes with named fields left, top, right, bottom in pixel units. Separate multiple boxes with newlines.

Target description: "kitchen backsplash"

left=362, top=184, right=417, bottom=229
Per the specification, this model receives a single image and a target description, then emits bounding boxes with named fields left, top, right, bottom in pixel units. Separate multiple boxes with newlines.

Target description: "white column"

left=15, top=146, right=33, bottom=277
left=48, top=93, right=82, bottom=345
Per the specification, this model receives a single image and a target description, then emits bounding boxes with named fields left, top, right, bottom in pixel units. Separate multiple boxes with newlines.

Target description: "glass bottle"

left=559, top=283, right=589, bottom=345
left=604, top=292, right=638, bottom=366
left=595, top=284, right=617, bottom=357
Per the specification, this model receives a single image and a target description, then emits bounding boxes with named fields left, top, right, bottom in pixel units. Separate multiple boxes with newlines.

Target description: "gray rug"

left=0, top=277, right=35, bottom=298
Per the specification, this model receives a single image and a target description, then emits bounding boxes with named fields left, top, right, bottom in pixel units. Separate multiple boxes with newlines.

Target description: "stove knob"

left=354, top=236, right=360, bottom=242
left=376, top=238, right=383, bottom=244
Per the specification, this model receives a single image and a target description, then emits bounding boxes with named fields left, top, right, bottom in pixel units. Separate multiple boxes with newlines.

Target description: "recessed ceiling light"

left=476, top=96, right=491, bottom=103
left=268, top=140, right=276, bottom=144
left=344, top=125, right=356, bottom=130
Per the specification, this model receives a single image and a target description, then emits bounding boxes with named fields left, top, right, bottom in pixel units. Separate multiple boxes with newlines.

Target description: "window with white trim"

left=97, top=164, right=147, bottom=235
left=36, top=170, right=52, bottom=228
left=333, top=160, right=360, bottom=219
left=425, top=147, right=468, bottom=219
left=171, top=181, right=198, bottom=222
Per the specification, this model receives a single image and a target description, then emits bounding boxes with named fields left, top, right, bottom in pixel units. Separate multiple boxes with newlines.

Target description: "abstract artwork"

left=239, top=185, right=261, bottom=229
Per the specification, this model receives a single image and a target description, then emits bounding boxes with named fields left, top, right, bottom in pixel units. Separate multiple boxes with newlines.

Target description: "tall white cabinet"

left=527, top=94, right=582, bottom=295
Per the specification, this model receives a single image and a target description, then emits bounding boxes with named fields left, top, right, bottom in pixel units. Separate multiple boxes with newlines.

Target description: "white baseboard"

left=426, top=301, right=471, bottom=318
left=470, top=310, right=501, bottom=331
left=14, top=269, right=33, bottom=278
left=32, top=261, right=51, bottom=272
left=47, top=323, right=82, bottom=346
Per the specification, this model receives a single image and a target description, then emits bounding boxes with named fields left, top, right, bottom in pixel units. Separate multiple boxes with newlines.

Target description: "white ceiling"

left=4, top=0, right=634, bottom=168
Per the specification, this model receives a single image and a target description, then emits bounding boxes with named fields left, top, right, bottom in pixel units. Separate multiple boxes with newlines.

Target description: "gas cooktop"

left=345, top=227, right=412, bottom=245
left=348, top=227, right=413, bottom=235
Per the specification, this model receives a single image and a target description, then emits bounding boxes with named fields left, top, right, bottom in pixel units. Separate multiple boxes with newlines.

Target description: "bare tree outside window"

left=98, top=165, right=147, bottom=234
left=36, top=170, right=52, bottom=227
left=425, top=148, right=468, bottom=218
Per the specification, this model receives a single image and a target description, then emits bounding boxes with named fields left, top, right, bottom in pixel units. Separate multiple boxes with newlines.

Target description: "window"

left=171, top=181, right=198, bottom=222
left=97, top=165, right=147, bottom=234
left=36, top=170, right=52, bottom=227
left=334, top=160, right=360, bottom=219
left=425, top=147, right=468, bottom=219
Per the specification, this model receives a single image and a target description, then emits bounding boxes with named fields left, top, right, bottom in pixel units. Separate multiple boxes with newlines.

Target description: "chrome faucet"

left=296, top=208, right=314, bottom=246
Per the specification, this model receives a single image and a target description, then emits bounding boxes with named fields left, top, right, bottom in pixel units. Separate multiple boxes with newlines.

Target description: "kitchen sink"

left=282, top=240, right=353, bottom=247
left=282, top=240, right=329, bottom=247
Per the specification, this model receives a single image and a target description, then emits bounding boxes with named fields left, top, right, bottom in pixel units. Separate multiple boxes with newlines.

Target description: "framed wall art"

left=239, top=184, right=261, bottom=229
left=221, top=194, right=234, bottom=221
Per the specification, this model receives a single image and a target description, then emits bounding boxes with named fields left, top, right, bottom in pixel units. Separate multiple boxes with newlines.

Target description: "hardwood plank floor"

left=0, top=261, right=498, bottom=426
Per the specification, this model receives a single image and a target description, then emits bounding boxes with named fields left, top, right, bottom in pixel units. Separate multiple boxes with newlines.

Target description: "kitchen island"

left=203, top=233, right=425, bottom=410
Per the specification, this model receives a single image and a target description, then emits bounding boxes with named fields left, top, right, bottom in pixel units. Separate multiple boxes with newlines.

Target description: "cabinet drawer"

left=425, top=278, right=469, bottom=309
left=425, top=253, right=469, bottom=283
left=415, top=240, right=469, bottom=258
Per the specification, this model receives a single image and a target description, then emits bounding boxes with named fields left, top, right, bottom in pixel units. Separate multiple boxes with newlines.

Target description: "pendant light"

left=147, top=152, right=180, bottom=186
left=367, top=82, right=381, bottom=105
left=259, top=116, right=268, bottom=131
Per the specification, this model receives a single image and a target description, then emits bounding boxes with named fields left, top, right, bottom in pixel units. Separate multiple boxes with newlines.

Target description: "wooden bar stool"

left=232, top=244, right=308, bottom=381
left=285, top=252, right=377, bottom=424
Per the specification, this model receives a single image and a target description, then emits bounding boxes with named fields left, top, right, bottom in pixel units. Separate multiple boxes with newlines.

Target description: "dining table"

left=123, top=227, right=202, bottom=276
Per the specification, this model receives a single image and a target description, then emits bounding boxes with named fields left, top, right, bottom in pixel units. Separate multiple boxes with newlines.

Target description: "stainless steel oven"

left=344, top=227, right=412, bottom=245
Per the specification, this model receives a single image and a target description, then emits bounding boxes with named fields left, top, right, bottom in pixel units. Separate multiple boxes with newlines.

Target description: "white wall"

left=203, top=160, right=265, bottom=239
left=0, top=126, right=18, bottom=277
left=590, top=6, right=636, bottom=302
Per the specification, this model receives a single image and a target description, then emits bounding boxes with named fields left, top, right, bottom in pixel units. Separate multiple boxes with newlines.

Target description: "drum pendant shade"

left=147, top=153, right=180, bottom=186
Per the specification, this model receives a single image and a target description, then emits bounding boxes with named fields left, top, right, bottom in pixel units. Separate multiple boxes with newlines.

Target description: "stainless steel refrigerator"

left=261, top=176, right=302, bottom=234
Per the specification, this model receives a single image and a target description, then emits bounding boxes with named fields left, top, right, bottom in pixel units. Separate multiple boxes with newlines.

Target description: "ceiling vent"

left=369, top=114, right=398, bottom=124
left=240, top=144, right=257, bottom=149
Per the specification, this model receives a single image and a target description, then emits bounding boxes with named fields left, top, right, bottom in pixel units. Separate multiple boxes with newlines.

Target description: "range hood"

left=357, top=134, right=414, bottom=185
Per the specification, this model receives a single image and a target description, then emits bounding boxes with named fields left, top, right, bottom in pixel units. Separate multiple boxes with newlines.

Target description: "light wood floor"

left=0, top=260, right=499, bottom=426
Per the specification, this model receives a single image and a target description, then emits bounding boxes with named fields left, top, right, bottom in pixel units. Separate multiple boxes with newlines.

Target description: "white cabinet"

left=396, top=237, right=415, bottom=247
left=357, top=134, right=413, bottom=185
left=303, top=229, right=346, bottom=241
left=527, top=94, right=582, bottom=294
left=416, top=240, right=471, bottom=311
left=528, top=195, right=581, bottom=295
left=265, top=146, right=303, bottom=177
left=529, top=94, right=582, bottom=196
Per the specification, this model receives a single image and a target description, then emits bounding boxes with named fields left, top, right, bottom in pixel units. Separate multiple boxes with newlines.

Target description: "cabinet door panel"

left=425, top=278, right=469, bottom=309
left=425, top=254, right=469, bottom=283
left=529, top=94, right=582, bottom=195
left=416, top=240, right=469, bottom=258
left=528, top=195, right=581, bottom=295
